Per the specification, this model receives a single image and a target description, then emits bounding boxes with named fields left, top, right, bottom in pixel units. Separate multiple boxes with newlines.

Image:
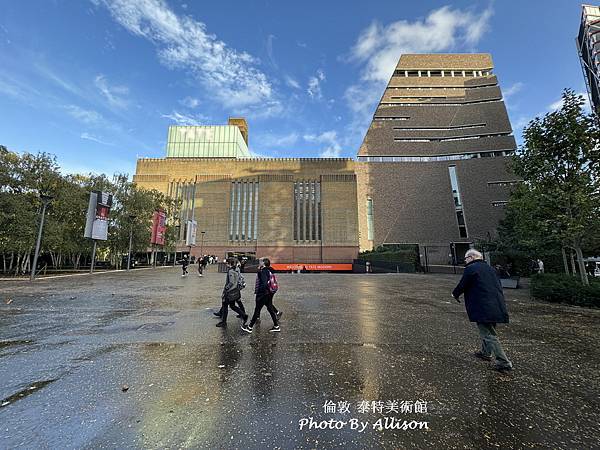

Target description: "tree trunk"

left=574, top=246, right=589, bottom=286
left=569, top=250, right=577, bottom=276
left=14, top=253, right=21, bottom=275
left=561, top=247, right=570, bottom=275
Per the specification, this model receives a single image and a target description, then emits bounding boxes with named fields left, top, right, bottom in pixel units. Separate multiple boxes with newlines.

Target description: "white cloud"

left=94, top=0, right=275, bottom=109
left=161, top=110, right=210, bottom=125
left=344, top=5, right=494, bottom=129
left=348, top=5, right=494, bottom=83
left=307, top=69, right=325, bottom=99
left=304, top=130, right=342, bottom=158
left=257, top=132, right=299, bottom=149
left=94, top=74, right=129, bottom=109
left=179, top=96, right=200, bottom=108
left=503, top=82, right=523, bottom=99
left=80, top=132, right=113, bottom=146
left=266, top=34, right=277, bottom=69
left=285, top=75, right=301, bottom=90
left=65, top=105, right=104, bottom=125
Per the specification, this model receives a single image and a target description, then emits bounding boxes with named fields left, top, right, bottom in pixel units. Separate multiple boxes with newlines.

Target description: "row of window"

left=386, top=85, right=497, bottom=91
left=448, top=166, right=468, bottom=238
left=357, top=150, right=515, bottom=163
left=393, top=70, right=492, bottom=78
left=394, top=133, right=512, bottom=143
left=229, top=181, right=259, bottom=241
left=487, top=180, right=520, bottom=186
left=373, top=116, right=410, bottom=121
left=380, top=99, right=502, bottom=107
left=294, top=181, right=322, bottom=242
left=392, top=123, right=486, bottom=132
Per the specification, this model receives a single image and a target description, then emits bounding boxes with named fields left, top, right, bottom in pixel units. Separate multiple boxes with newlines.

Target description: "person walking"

left=213, top=258, right=247, bottom=319
left=537, top=258, right=545, bottom=274
left=181, top=255, right=189, bottom=277
left=452, top=249, right=513, bottom=374
left=198, top=255, right=208, bottom=277
left=242, top=258, right=280, bottom=333
left=216, top=258, right=248, bottom=328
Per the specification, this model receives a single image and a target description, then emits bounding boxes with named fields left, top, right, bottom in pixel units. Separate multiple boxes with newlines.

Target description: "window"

left=294, top=181, right=321, bottom=241
left=448, top=166, right=468, bottom=238
left=356, top=149, right=516, bottom=163
left=366, top=198, right=374, bottom=240
left=229, top=181, right=258, bottom=241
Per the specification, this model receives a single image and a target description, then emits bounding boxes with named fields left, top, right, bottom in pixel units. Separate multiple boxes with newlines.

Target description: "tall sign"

left=185, top=219, right=197, bottom=246
left=151, top=210, right=167, bottom=245
left=84, top=191, right=113, bottom=241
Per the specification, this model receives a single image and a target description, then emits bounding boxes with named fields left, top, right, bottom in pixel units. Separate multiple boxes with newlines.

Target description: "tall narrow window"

left=294, top=181, right=321, bottom=242
left=366, top=198, right=374, bottom=241
left=448, top=166, right=468, bottom=238
left=229, top=181, right=259, bottom=242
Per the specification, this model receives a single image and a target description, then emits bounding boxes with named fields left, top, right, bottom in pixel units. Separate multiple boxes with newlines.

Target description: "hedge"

left=530, top=273, right=600, bottom=307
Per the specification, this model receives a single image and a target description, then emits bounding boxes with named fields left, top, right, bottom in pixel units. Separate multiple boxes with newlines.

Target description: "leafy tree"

left=505, top=89, right=600, bottom=285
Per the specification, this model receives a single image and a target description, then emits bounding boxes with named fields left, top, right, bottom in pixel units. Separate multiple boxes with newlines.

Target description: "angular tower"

left=356, top=54, right=518, bottom=263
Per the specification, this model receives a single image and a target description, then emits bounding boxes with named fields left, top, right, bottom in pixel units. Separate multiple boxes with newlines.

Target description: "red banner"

left=271, top=263, right=353, bottom=271
left=150, top=210, right=167, bottom=245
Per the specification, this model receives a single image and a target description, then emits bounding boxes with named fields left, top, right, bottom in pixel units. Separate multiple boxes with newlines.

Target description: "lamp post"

left=127, top=214, right=137, bottom=271
left=30, top=194, right=53, bottom=281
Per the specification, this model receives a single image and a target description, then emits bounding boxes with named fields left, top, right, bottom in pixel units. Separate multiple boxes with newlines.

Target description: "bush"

left=530, top=273, right=600, bottom=307
left=359, top=245, right=420, bottom=272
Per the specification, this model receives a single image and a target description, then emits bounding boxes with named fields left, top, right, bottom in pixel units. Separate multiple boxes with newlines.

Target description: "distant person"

left=214, top=259, right=247, bottom=319
left=198, top=255, right=208, bottom=277
left=452, top=249, right=513, bottom=374
left=242, top=258, right=280, bottom=333
left=537, top=259, right=544, bottom=274
left=216, top=258, right=248, bottom=328
left=181, top=256, right=189, bottom=277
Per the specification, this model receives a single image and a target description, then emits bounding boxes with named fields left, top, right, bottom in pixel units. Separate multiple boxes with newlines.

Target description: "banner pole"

left=90, top=240, right=97, bottom=274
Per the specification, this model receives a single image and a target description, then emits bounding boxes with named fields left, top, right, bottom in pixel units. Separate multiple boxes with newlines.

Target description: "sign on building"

left=185, top=219, right=197, bottom=246
left=151, top=210, right=167, bottom=245
left=83, top=191, right=113, bottom=241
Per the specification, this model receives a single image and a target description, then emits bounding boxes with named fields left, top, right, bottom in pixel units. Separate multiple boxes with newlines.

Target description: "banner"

left=185, top=219, right=197, bottom=246
left=271, top=263, right=353, bottom=271
left=83, top=191, right=113, bottom=241
left=150, top=210, right=167, bottom=245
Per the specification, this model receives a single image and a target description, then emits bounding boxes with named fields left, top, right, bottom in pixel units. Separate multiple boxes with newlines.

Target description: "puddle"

left=0, top=340, right=34, bottom=349
left=0, top=379, right=56, bottom=408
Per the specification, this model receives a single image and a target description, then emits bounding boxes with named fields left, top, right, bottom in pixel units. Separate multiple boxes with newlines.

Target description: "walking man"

left=452, top=249, right=513, bottom=374
left=216, top=258, right=248, bottom=328
left=181, top=255, right=189, bottom=277
left=242, top=258, right=280, bottom=333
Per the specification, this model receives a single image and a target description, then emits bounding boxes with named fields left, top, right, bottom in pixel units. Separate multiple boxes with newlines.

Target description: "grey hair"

left=465, top=249, right=483, bottom=260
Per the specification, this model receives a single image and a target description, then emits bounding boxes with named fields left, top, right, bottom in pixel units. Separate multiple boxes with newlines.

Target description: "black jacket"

left=452, top=260, right=509, bottom=324
left=255, top=267, right=270, bottom=295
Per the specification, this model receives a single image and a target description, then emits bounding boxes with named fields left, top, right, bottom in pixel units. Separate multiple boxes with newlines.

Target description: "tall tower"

left=577, top=5, right=600, bottom=113
left=356, top=54, right=517, bottom=262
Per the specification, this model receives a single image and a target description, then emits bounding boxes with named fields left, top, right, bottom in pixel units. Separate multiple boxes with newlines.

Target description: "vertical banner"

left=185, top=219, right=197, bottom=246
left=84, top=191, right=113, bottom=241
left=151, top=210, right=167, bottom=245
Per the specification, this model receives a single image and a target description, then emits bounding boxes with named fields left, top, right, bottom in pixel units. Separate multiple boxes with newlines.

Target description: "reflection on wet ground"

left=0, top=268, right=599, bottom=449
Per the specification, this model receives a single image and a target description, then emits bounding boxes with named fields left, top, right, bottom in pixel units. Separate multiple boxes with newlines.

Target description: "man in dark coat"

left=452, top=249, right=513, bottom=373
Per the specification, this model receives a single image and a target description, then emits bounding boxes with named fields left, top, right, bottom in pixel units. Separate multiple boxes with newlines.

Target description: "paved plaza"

left=0, top=268, right=599, bottom=449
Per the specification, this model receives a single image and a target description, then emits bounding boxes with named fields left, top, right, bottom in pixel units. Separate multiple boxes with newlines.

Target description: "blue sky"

left=0, top=0, right=588, bottom=177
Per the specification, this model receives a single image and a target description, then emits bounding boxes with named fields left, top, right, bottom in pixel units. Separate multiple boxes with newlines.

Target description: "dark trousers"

left=221, top=298, right=246, bottom=323
left=249, top=293, right=278, bottom=327
left=218, top=300, right=246, bottom=316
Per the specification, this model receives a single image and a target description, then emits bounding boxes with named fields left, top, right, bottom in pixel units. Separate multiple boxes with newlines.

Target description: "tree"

left=508, top=89, right=600, bottom=285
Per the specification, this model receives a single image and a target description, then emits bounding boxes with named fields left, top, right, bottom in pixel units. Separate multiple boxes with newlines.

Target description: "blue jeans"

left=477, top=322, right=512, bottom=369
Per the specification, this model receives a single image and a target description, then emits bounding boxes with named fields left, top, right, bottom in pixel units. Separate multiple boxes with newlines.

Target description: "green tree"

left=507, top=89, right=600, bottom=285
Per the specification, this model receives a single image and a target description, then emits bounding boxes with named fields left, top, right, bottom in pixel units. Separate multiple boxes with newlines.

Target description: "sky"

left=0, top=0, right=590, bottom=177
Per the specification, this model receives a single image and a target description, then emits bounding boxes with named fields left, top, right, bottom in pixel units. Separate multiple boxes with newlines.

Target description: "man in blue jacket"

left=452, top=249, right=513, bottom=373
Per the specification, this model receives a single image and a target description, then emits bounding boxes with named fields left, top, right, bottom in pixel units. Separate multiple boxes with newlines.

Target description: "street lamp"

left=30, top=194, right=53, bottom=281
left=127, top=214, right=137, bottom=271
left=200, top=231, right=206, bottom=258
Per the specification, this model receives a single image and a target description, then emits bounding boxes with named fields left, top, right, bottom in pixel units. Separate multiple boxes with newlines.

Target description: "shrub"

left=530, top=273, right=600, bottom=307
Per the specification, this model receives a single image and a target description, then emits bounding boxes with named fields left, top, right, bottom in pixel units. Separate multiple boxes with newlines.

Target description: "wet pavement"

left=0, top=267, right=599, bottom=449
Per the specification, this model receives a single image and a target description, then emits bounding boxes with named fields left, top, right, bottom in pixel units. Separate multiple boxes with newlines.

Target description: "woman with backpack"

left=216, top=258, right=249, bottom=328
left=242, top=257, right=280, bottom=333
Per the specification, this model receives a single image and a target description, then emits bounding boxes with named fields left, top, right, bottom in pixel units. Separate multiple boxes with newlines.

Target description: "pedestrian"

left=242, top=257, right=280, bottom=333
left=537, top=258, right=544, bottom=274
left=216, top=258, right=248, bottom=328
left=266, top=263, right=282, bottom=319
left=213, top=259, right=247, bottom=319
left=181, top=255, right=189, bottom=277
left=452, top=249, right=513, bottom=374
left=197, top=256, right=204, bottom=277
